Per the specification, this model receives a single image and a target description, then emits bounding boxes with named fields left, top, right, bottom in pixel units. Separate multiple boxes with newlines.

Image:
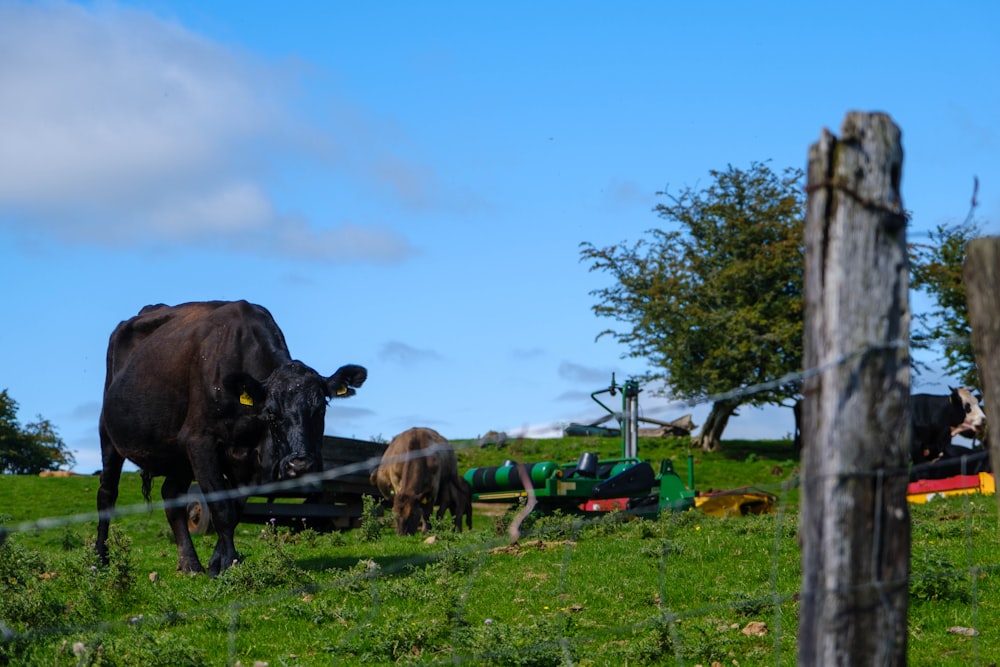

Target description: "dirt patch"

left=490, top=539, right=576, bottom=555
left=473, top=502, right=511, bottom=517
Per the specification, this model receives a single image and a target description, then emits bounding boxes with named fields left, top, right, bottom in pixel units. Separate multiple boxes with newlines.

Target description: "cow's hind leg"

left=161, top=475, right=204, bottom=574
left=461, top=480, right=473, bottom=531
left=96, top=439, right=125, bottom=565
left=435, top=481, right=451, bottom=525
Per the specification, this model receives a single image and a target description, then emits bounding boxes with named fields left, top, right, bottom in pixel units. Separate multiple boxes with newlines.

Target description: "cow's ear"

left=326, top=364, right=367, bottom=399
left=223, top=373, right=266, bottom=409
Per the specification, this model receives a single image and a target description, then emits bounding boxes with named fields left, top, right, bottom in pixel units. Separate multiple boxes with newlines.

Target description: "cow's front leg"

left=161, top=475, right=204, bottom=574
left=206, top=492, right=243, bottom=577
left=420, top=499, right=433, bottom=534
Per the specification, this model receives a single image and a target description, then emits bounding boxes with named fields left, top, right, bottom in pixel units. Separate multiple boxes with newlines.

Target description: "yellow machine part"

left=694, top=489, right=776, bottom=518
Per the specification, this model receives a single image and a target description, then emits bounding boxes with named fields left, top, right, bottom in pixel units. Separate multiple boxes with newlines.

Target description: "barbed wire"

left=2, top=468, right=994, bottom=664
left=2, top=333, right=996, bottom=664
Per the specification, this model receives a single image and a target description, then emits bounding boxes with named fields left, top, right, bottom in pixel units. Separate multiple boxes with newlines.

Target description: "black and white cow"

left=910, top=386, right=987, bottom=480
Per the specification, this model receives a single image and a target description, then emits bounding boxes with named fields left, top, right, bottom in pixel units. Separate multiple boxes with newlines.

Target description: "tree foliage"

left=0, top=389, right=75, bottom=474
left=580, top=162, right=805, bottom=451
left=909, top=220, right=981, bottom=387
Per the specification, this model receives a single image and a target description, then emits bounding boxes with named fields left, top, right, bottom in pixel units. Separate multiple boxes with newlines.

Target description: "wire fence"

left=1, top=338, right=998, bottom=666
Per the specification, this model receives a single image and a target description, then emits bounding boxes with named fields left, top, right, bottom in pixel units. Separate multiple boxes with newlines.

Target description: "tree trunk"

left=696, top=399, right=739, bottom=451
left=799, top=112, right=910, bottom=666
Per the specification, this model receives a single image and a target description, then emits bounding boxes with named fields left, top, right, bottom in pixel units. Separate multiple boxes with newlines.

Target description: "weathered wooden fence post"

left=963, top=239, right=1000, bottom=521
left=799, top=112, right=910, bottom=666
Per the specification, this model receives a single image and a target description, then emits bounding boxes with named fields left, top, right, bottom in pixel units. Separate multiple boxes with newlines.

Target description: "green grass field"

left=0, top=436, right=997, bottom=666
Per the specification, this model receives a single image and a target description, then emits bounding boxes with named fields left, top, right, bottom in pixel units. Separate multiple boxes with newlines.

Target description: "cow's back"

left=106, top=301, right=290, bottom=381
left=383, top=428, right=445, bottom=493
left=910, top=393, right=958, bottom=428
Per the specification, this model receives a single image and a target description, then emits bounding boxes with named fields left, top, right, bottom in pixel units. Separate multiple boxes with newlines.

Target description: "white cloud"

left=378, top=341, right=444, bottom=366
left=600, top=178, right=657, bottom=212
left=557, top=361, right=617, bottom=385
left=146, top=182, right=275, bottom=240
left=262, top=219, right=418, bottom=263
left=0, top=1, right=416, bottom=262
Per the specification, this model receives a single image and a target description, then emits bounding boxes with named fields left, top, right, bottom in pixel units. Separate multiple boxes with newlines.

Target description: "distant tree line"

left=0, top=389, right=75, bottom=474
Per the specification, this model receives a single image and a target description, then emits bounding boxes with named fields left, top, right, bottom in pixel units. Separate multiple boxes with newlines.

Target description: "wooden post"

left=963, top=238, right=1000, bottom=521
left=799, top=112, right=910, bottom=666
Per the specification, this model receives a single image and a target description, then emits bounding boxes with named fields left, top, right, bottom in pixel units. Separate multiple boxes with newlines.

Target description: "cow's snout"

left=281, top=456, right=318, bottom=479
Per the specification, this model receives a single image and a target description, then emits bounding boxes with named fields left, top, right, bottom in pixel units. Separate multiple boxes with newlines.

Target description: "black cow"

left=97, top=301, right=366, bottom=576
left=912, top=441, right=992, bottom=480
left=910, top=386, right=986, bottom=479
left=436, top=444, right=473, bottom=532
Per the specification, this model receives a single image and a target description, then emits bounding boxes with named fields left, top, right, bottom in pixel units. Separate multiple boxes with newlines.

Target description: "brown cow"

left=436, top=446, right=473, bottom=531
left=372, top=427, right=449, bottom=535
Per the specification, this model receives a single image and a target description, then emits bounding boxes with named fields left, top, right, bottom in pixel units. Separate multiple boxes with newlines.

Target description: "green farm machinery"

left=463, top=376, right=697, bottom=516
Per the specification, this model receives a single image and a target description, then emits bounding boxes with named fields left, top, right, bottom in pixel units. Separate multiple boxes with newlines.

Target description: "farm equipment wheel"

left=186, top=484, right=214, bottom=535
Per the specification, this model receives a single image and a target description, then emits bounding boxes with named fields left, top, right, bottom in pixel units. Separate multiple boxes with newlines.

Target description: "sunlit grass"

left=0, top=437, right=996, bottom=665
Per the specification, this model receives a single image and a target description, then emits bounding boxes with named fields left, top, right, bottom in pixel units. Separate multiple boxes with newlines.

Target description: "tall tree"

left=909, top=220, right=981, bottom=387
left=0, top=389, right=75, bottom=474
left=580, top=162, right=805, bottom=451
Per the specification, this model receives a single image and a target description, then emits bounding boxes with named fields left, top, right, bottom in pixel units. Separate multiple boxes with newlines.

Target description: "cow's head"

left=226, top=362, right=367, bottom=481
left=392, top=491, right=430, bottom=536
left=950, top=386, right=986, bottom=436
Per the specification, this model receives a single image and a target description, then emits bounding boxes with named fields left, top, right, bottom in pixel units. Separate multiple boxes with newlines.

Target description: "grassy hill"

left=0, top=437, right=995, bottom=666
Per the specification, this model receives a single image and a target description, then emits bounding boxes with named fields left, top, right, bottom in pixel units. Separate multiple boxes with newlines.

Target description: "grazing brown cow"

left=97, top=300, right=366, bottom=576
left=436, top=446, right=473, bottom=531
left=371, top=427, right=448, bottom=535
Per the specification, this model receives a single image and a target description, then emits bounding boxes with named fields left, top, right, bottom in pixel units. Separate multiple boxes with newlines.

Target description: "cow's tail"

left=140, top=470, right=153, bottom=507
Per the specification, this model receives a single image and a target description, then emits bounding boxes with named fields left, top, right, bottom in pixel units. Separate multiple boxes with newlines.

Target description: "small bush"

left=461, top=614, right=572, bottom=667
left=729, top=591, right=773, bottom=617
left=215, top=534, right=313, bottom=595
left=639, top=538, right=686, bottom=559
left=494, top=499, right=532, bottom=537
left=105, top=525, right=136, bottom=593
left=60, top=525, right=83, bottom=551
left=910, top=547, right=970, bottom=603
left=581, top=509, right=632, bottom=538
left=75, top=630, right=208, bottom=667
left=339, top=611, right=450, bottom=665
left=359, top=494, right=388, bottom=543
left=0, top=537, right=65, bottom=631
left=526, top=510, right=581, bottom=541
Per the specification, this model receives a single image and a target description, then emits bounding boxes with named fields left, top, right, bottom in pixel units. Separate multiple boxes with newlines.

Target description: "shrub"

left=359, top=494, right=388, bottom=543
left=910, top=547, right=970, bottom=603
left=0, top=537, right=65, bottom=632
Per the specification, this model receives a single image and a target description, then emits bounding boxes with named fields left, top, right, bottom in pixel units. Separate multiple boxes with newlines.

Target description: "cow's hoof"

left=177, top=559, right=205, bottom=575
left=208, top=556, right=239, bottom=578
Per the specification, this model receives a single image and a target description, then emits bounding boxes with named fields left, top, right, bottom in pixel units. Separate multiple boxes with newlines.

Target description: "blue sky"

left=1, top=1, right=998, bottom=473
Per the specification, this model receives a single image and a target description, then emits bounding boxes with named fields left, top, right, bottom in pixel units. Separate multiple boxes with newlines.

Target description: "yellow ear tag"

left=336, top=387, right=348, bottom=396
left=239, top=391, right=254, bottom=406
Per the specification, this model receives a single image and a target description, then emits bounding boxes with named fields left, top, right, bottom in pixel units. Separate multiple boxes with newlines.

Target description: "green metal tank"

left=464, top=461, right=561, bottom=493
